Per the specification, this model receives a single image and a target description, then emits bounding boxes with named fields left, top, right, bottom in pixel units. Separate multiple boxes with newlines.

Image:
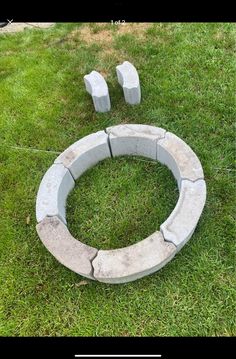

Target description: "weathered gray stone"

left=54, top=130, right=111, bottom=180
left=157, top=132, right=204, bottom=188
left=36, top=216, right=97, bottom=279
left=93, top=231, right=176, bottom=284
left=116, top=61, right=141, bottom=104
left=106, top=124, right=166, bottom=159
left=0, top=22, right=55, bottom=34
left=160, top=179, right=207, bottom=250
left=35, top=124, right=207, bottom=283
left=84, top=71, right=111, bottom=112
left=36, top=164, right=74, bottom=224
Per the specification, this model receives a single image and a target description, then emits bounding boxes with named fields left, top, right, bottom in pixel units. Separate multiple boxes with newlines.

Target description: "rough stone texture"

left=36, top=164, right=74, bottom=224
left=84, top=71, right=111, bottom=112
left=116, top=61, right=141, bottom=105
left=54, top=130, right=111, bottom=180
left=93, top=231, right=176, bottom=284
left=160, top=179, right=207, bottom=251
left=36, top=216, right=97, bottom=279
left=0, top=22, right=54, bottom=33
left=157, top=132, right=204, bottom=188
left=25, top=23, right=55, bottom=28
left=106, top=124, right=166, bottom=160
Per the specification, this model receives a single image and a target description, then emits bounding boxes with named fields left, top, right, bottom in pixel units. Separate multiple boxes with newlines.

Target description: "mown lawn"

left=0, top=22, right=235, bottom=336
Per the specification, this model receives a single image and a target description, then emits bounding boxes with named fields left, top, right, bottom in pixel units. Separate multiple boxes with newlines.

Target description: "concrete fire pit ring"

left=36, top=124, right=206, bottom=284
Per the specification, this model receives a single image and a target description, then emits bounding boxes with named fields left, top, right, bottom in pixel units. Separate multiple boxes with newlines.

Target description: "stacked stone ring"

left=36, top=124, right=206, bottom=284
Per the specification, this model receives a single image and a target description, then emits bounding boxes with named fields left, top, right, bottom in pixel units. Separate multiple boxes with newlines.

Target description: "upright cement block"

left=116, top=61, right=141, bottom=104
left=36, top=216, right=98, bottom=279
left=157, top=132, right=204, bottom=188
left=93, top=231, right=176, bottom=284
left=106, top=124, right=166, bottom=160
left=36, top=164, right=74, bottom=224
left=84, top=70, right=111, bottom=112
left=160, top=179, right=207, bottom=250
left=54, top=131, right=111, bottom=180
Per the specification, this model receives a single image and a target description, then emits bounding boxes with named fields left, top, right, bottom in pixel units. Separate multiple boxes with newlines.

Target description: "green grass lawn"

left=0, top=22, right=235, bottom=336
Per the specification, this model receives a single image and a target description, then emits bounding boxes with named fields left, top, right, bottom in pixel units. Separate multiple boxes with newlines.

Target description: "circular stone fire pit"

left=36, top=124, right=206, bottom=284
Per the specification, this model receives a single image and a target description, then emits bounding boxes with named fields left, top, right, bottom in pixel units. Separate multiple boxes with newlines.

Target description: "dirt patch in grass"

left=79, top=26, right=113, bottom=45
left=97, top=69, right=109, bottom=78
left=99, top=47, right=127, bottom=65
left=116, top=22, right=151, bottom=38
left=69, top=24, right=113, bottom=46
left=71, top=22, right=151, bottom=47
left=66, top=23, right=152, bottom=65
left=213, top=29, right=226, bottom=41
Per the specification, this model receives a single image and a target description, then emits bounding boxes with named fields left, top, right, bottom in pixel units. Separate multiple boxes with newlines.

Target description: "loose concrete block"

left=36, top=164, right=74, bottom=224
left=160, top=179, right=206, bottom=251
left=36, top=216, right=97, bottom=279
left=116, top=61, right=141, bottom=104
left=92, top=231, right=176, bottom=284
left=54, top=131, right=111, bottom=180
left=106, top=124, right=166, bottom=160
left=84, top=70, right=111, bottom=112
left=157, top=132, right=204, bottom=188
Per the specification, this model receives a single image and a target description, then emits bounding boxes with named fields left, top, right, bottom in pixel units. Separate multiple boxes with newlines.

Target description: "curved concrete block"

left=84, top=70, right=111, bottom=112
left=106, top=124, right=166, bottom=160
left=160, top=179, right=207, bottom=250
left=36, top=164, right=74, bottom=224
left=157, top=132, right=204, bottom=188
left=36, top=216, right=97, bottom=279
left=116, top=61, right=141, bottom=104
left=93, top=231, right=176, bottom=284
left=54, top=130, right=111, bottom=180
